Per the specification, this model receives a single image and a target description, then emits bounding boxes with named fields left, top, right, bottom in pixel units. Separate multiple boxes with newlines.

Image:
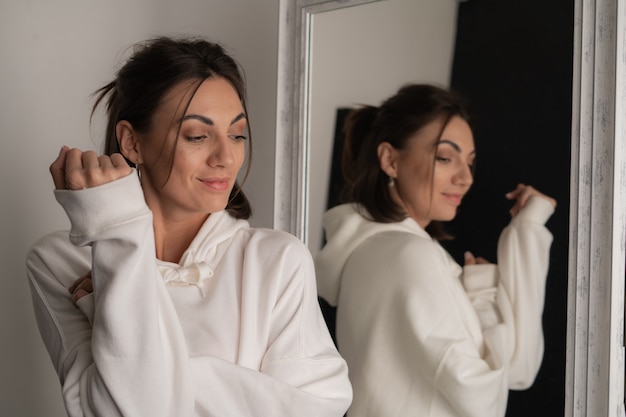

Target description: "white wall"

left=0, top=1, right=278, bottom=415
left=307, top=0, right=459, bottom=256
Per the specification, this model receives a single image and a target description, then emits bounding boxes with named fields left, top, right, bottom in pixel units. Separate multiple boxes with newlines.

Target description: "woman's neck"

left=152, top=212, right=209, bottom=263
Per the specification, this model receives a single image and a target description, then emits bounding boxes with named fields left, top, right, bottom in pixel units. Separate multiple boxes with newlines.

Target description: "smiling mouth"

left=199, top=179, right=230, bottom=191
left=443, top=194, right=463, bottom=205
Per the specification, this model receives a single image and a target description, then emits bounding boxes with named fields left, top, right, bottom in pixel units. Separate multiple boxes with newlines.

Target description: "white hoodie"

left=26, top=172, right=352, bottom=417
left=315, top=197, right=554, bottom=417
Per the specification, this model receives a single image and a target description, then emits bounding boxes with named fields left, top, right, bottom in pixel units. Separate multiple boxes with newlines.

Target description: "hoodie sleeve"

left=462, top=196, right=554, bottom=388
left=26, top=172, right=195, bottom=417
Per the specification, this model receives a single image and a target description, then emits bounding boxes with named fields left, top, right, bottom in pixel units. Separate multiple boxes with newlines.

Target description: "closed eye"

left=229, top=134, right=248, bottom=142
left=185, top=135, right=207, bottom=142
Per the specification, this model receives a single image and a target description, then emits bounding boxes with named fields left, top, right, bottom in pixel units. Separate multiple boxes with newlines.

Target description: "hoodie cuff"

left=54, top=170, right=150, bottom=244
left=512, top=195, right=555, bottom=226
left=463, top=263, right=498, bottom=292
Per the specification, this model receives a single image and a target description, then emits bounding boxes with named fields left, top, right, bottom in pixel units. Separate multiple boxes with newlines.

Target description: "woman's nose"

left=454, top=163, right=473, bottom=187
left=207, top=136, right=234, bottom=168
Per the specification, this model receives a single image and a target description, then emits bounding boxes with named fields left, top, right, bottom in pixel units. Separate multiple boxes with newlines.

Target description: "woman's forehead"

left=157, top=77, right=243, bottom=122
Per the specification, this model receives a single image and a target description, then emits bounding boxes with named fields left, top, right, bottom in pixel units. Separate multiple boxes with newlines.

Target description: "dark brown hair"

left=341, top=84, right=471, bottom=239
left=91, top=36, right=252, bottom=219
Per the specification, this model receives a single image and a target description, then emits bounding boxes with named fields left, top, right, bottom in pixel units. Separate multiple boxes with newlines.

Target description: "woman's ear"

left=115, top=121, right=142, bottom=165
left=377, top=142, right=398, bottom=178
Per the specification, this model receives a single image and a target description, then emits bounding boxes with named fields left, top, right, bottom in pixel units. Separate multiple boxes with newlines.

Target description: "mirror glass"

left=294, top=0, right=573, bottom=416
left=307, top=0, right=459, bottom=256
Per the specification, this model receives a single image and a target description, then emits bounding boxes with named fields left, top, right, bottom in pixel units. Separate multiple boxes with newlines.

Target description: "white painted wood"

left=274, top=0, right=383, bottom=242
left=610, top=2, right=626, bottom=413
left=566, top=0, right=626, bottom=416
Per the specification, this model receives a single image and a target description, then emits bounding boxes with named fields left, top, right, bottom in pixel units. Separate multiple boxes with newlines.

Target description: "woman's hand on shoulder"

left=505, top=183, right=557, bottom=217
left=50, top=146, right=132, bottom=190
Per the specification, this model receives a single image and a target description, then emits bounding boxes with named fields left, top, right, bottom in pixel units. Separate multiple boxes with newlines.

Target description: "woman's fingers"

left=505, top=183, right=557, bottom=217
left=51, top=147, right=132, bottom=190
left=49, top=146, right=70, bottom=189
left=69, top=271, right=93, bottom=307
left=69, top=271, right=91, bottom=293
left=464, top=251, right=491, bottom=266
left=505, top=183, right=525, bottom=201
left=464, top=251, right=476, bottom=265
left=110, top=152, right=130, bottom=168
left=506, top=183, right=527, bottom=217
left=65, top=150, right=96, bottom=190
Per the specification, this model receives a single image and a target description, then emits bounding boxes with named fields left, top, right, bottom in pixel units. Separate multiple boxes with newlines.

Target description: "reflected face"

left=138, top=77, right=247, bottom=220
left=389, top=116, right=475, bottom=229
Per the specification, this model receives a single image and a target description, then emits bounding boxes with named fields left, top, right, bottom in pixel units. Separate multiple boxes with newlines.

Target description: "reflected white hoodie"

left=315, top=197, right=554, bottom=417
left=26, top=172, right=352, bottom=417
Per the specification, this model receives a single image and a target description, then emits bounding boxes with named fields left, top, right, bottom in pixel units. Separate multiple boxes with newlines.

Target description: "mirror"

left=305, top=0, right=459, bottom=257
left=275, top=0, right=625, bottom=416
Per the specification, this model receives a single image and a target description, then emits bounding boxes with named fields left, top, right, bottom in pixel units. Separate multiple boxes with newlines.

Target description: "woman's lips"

left=199, top=178, right=230, bottom=191
left=443, top=193, right=463, bottom=206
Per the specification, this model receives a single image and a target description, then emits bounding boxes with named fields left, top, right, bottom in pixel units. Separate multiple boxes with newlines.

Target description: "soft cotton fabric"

left=315, top=197, right=554, bottom=417
left=27, top=172, right=352, bottom=417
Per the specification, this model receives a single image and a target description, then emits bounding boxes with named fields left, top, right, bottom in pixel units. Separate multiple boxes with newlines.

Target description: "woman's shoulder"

left=360, top=227, right=438, bottom=254
left=238, top=228, right=315, bottom=290
left=241, top=227, right=311, bottom=259
left=349, top=229, right=445, bottom=279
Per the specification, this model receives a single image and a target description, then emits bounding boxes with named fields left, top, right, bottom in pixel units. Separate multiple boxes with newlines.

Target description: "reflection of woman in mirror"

left=26, top=37, right=351, bottom=417
left=315, top=84, right=556, bottom=417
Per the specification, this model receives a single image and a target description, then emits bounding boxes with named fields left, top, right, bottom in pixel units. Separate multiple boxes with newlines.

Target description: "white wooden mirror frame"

left=274, top=0, right=626, bottom=415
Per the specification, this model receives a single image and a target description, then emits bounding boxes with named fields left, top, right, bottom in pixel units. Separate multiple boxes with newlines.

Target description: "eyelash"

left=230, top=134, right=248, bottom=142
left=184, top=134, right=248, bottom=142
left=186, top=135, right=207, bottom=142
left=436, top=156, right=475, bottom=173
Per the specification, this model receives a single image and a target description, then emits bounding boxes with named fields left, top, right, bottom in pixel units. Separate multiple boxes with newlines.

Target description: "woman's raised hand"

left=50, top=146, right=132, bottom=190
left=505, top=183, right=557, bottom=217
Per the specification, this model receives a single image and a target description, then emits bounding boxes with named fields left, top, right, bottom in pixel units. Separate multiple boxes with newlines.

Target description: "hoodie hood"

left=315, top=204, right=430, bottom=306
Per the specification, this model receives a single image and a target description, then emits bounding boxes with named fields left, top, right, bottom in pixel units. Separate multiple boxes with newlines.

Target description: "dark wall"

left=446, top=1, right=573, bottom=416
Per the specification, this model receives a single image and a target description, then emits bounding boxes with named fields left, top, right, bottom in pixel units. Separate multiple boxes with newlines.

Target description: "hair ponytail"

left=341, top=105, right=378, bottom=186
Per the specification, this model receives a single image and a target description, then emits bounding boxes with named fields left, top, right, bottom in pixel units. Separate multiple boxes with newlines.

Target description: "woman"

left=315, top=84, right=556, bottom=417
left=26, top=37, right=351, bottom=417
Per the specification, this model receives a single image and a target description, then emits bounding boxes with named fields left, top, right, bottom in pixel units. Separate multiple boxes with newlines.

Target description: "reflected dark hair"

left=91, top=36, right=252, bottom=219
left=341, top=84, right=471, bottom=239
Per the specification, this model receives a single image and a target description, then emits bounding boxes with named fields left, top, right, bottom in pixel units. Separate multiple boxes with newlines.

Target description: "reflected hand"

left=50, top=146, right=132, bottom=190
left=505, top=183, right=557, bottom=217
left=464, top=251, right=490, bottom=266
left=69, top=271, right=93, bottom=307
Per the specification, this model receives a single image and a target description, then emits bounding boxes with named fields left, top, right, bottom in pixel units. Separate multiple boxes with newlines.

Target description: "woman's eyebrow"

left=182, top=114, right=213, bottom=125
left=181, top=112, right=246, bottom=126
left=438, top=139, right=476, bottom=155
left=230, top=112, right=246, bottom=125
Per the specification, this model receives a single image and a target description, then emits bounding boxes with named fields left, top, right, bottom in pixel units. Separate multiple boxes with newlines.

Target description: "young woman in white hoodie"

left=315, top=84, right=556, bottom=417
left=26, top=36, right=351, bottom=417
